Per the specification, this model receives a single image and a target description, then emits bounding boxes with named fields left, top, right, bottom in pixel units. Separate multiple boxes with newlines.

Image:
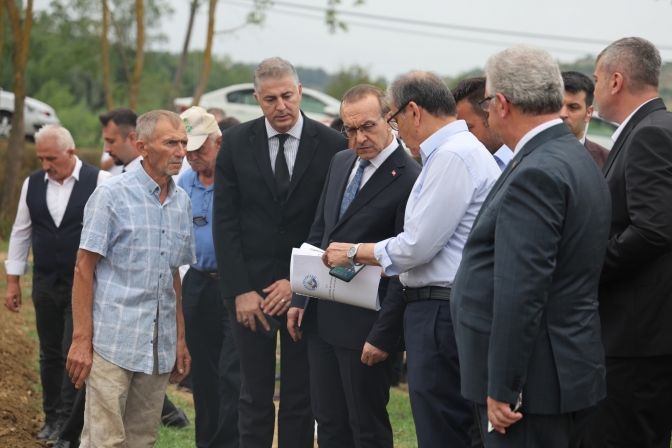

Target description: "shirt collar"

left=134, top=160, right=176, bottom=197
left=513, top=118, right=563, bottom=155
left=493, top=144, right=513, bottom=166
left=124, top=155, right=143, bottom=171
left=364, top=136, right=398, bottom=169
left=265, top=113, right=304, bottom=141
left=45, top=156, right=81, bottom=183
left=579, top=134, right=587, bottom=146
left=611, top=97, right=658, bottom=142
left=419, top=120, right=468, bottom=161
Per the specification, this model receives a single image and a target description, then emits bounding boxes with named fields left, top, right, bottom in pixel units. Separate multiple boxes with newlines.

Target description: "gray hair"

left=34, top=125, right=75, bottom=152
left=207, top=129, right=222, bottom=145
left=342, top=84, right=390, bottom=115
left=387, top=71, right=456, bottom=118
left=597, top=37, right=661, bottom=94
left=253, top=57, right=300, bottom=92
left=136, top=110, right=183, bottom=142
left=484, top=45, right=564, bottom=116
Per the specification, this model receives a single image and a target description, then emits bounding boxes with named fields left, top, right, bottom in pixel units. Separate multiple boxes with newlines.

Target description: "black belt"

left=403, top=286, right=451, bottom=303
left=192, top=268, right=219, bottom=281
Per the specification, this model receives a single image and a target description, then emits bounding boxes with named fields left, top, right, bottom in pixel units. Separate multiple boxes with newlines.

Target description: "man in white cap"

left=178, top=106, right=241, bottom=448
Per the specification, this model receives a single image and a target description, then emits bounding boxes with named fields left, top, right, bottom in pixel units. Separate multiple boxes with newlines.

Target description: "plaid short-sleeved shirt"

left=80, top=164, right=196, bottom=374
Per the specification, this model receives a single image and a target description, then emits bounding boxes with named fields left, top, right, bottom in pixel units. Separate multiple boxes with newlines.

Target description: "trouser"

left=227, top=300, right=313, bottom=448
left=183, top=268, right=241, bottom=448
left=307, top=332, right=394, bottom=448
left=404, top=300, right=473, bottom=448
left=582, top=355, right=672, bottom=448
left=32, top=276, right=77, bottom=423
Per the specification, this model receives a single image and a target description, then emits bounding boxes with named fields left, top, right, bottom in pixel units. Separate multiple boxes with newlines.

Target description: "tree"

left=128, top=0, right=144, bottom=110
left=101, top=0, right=114, bottom=110
left=191, top=0, right=216, bottom=106
left=170, top=0, right=200, bottom=107
left=1, top=0, right=34, bottom=220
left=327, top=65, right=385, bottom=101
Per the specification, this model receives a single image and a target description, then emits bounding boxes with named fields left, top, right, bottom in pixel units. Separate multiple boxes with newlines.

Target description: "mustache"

left=169, top=158, right=183, bottom=164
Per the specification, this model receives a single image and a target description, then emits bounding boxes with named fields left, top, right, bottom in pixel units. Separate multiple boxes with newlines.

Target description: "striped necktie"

left=339, top=158, right=371, bottom=218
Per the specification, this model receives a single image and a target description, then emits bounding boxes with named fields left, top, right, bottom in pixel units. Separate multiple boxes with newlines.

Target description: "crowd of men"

left=3, top=35, right=672, bottom=448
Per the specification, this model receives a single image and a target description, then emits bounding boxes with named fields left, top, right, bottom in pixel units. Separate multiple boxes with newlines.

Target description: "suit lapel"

left=249, top=118, right=277, bottom=198
left=602, top=98, right=666, bottom=177
left=287, top=114, right=319, bottom=201
left=333, top=144, right=406, bottom=231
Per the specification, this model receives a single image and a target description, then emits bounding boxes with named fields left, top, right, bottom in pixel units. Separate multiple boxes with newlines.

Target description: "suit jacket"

left=585, top=138, right=610, bottom=169
left=292, top=142, right=421, bottom=353
left=451, top=123, right=611, bottom=414
left=599, top=98, right=672, bottom=357
left=213, top=113, right=347, bottom=299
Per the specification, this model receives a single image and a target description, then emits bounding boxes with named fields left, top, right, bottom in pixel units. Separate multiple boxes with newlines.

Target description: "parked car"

left=174, top=83, right=341, bottom=123
left=0, top=89, right=60, bottom=139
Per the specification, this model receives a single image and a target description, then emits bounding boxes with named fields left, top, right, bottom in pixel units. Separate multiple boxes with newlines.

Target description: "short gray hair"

left=136, top=110, right=183, bottom=142
left=253, top=57, right=299, bottom=92
left=597, top=37, right=661, bottom=94
left=485, top=45, right=564, bottom=116
left=207, top=129, right=222, bottom=145
left=387, top=71, right=456, bottom=117
left=34, top=125, right=75, bottom=152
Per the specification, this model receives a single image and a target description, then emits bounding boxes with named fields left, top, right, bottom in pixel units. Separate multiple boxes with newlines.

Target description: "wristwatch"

left=347, top=243, right=363, bottom=266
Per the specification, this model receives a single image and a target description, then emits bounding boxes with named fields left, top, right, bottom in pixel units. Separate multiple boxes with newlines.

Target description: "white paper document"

left=290, top=244, right=381, bottom=311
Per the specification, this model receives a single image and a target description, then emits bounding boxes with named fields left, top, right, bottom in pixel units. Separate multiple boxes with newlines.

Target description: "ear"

left=253, top=92, right=260, bottom=105
left=585, top=105, right=594, bottom=123
left=215, top=135, right=222, bottom=149
left=127, top=131, right=137, bottom=144
left=67, top=148, right=76, bottom=157
left=611, top=72, right=624, bottom=95
left=297, top=83, right=303, bottom=98
left=407, top=101, right=421, bottom=127
left=136, top=139, right=149, bottom=158
left=495, top=93, right=510, bottom=119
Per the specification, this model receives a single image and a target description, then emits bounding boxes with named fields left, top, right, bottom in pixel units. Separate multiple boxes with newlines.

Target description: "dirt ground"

left=0, top=309, right=44, bottom=447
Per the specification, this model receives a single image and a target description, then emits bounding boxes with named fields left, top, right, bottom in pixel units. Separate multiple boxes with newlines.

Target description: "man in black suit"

left=559, top=71, right=610, bottom=168
left=286, top=85, right=421, bottom=448
left=451, top=45, right=611, bottom=447
left=213, top=57, right=347, bottom=448
left=584, top=37, right=672, bottom=448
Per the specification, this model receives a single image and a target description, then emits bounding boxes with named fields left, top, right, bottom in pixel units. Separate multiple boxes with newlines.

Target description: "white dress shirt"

left=346, top=137, right=397, bottom=187
left=611, top=97, right=658, bottom=142
left=5, top=157, right=112, bottom=276
left=266, top=114, right=304, bottom=178
left=373, top=120, right=501, bottom=288
left=123, top=155, right=143, bottom=173
left=513, top=118, right=563, bottom=155
left=492, top=144, right=513, bottom=171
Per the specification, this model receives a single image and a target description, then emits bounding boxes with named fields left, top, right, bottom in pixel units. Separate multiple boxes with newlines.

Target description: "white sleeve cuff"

left=374, top=239, right=400, bottom=276
left=4, top=260, right=30, bottom=276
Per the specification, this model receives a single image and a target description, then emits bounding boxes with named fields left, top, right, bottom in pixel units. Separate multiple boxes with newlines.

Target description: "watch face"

left=347, top=246, right=356, bottom=258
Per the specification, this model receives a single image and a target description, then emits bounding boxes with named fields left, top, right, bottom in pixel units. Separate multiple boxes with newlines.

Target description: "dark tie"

left=339, top=158, right=371, bottom=218
left=275, top=134, right=290, bottom=208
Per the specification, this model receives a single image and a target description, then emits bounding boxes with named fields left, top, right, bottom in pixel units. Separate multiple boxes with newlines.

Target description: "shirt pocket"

left=167, top=228, right=192, bottom=269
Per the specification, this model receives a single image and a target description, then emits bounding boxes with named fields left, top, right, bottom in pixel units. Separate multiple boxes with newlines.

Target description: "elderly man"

left=451, top=46, right=611, bottom=447
left=178, top=106, right=241, bottom=448
left=452, top=76, right=513, bottom=171
left=559, top=71, right=610, bottom=168
left=287, top=85, right=420, bottom=447
left=213, top=57, right=347, bottom=448
left=322, top=72, right=501, bottom=448
left=4, top=125, right=111, bottom=443
left=585, top=37, right=672, bottom=448
left=66, top=110, right=196, bottom=448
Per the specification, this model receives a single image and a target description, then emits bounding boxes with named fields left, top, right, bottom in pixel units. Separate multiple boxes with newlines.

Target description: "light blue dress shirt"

left=373, top=120, right=501, bottom=288
left=178, top=169, right=217, bottom=272
left=492, top=144, right=513, bottom=171
left=80, top=164, right=196, bottom=374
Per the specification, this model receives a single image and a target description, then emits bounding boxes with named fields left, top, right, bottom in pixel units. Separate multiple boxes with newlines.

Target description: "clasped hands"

left=235, top=279, right=292, bottom=332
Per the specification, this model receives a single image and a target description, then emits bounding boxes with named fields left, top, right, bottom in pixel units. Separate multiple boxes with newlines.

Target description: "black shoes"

left=53, top=439, right=79, bottom=448
left=37, top=422, right=57, bottom=441
left=161, top=407, right=190, bottom=428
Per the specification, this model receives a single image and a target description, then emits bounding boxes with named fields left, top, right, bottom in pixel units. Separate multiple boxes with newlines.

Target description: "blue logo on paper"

left=303, top=275, right=318, bottom=291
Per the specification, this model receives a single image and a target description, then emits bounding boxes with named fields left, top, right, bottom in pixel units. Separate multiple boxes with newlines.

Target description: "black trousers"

left=32, top=276, right=77, bottom=423
left=474, top=403, right=595, bottom=448
left=307, top=332, right=394, bottom=448
left=404, top=300, right=472, bottom=448
left=183, top=269, right=241, bottom=448
left=228, top=301, right=313, bottom=448
left=583, top=355, right=672, bottom=448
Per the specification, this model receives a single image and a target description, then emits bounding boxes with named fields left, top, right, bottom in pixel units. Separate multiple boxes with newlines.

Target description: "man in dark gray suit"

left=451, top=45, right=612, bottom=447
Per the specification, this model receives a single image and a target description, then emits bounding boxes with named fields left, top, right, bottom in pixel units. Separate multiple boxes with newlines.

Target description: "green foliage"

left=327, top=65, right=386, bottom=101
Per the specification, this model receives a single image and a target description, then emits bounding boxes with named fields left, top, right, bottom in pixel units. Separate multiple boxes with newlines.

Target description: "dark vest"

left=26, top=162, right=100, bottom=285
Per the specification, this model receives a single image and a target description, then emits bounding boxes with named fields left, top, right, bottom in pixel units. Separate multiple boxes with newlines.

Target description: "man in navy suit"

left=287, top=85, right=420, bottom=448
left=451, top=45, right=611, bottom=447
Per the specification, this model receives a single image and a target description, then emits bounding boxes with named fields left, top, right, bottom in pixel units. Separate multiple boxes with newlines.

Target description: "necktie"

left=339, top=159, right=371, bottom=218
left=275, top=134, right=290, bottom=208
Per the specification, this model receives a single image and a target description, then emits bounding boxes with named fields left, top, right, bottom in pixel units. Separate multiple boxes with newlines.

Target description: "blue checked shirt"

left=79, top=164, right=196, bottom=374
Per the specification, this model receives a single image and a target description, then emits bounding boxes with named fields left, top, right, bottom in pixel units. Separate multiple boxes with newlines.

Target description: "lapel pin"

left=391, top=170, right=396, bottom=176
left=512, top=161, right=518, bottom=168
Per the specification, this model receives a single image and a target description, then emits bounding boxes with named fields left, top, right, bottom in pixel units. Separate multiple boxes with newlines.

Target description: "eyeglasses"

left=479, top=94, right=511, bottom=112
left=341, top=114, right=385, bottom=138
left=193, top=216, right=208, bottom=226
left=386, top=102, right=409, bottom=131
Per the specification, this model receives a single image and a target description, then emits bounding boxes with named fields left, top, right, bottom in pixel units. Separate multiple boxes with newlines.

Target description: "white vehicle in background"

left=174, top=83, right=341, bottom=123
left=0, top=89, right=60, bottom=139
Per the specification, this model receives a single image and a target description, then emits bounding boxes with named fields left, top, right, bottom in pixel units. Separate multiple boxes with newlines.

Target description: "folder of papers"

left=290, top=243, right=381, bottom=311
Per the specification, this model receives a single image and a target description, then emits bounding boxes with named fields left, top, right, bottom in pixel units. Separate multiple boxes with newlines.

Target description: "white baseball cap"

left=180, top=106, right=219, bottom=151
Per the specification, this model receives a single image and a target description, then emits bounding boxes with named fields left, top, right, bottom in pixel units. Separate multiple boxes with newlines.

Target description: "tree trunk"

left=191, top=0, right=217, bottom=107
left=101, top=0, right=114, bottom=110
left=170, top=0, right=199, bottom=109
left=1, top=0, right=33, bottom=220
left=128, top=0, right=145, bottom=111
left=0, top=6, right=5, bottom=73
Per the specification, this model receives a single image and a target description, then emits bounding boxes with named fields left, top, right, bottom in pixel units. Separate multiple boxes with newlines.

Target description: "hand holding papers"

left=290, top=244, right=381, bottom=311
